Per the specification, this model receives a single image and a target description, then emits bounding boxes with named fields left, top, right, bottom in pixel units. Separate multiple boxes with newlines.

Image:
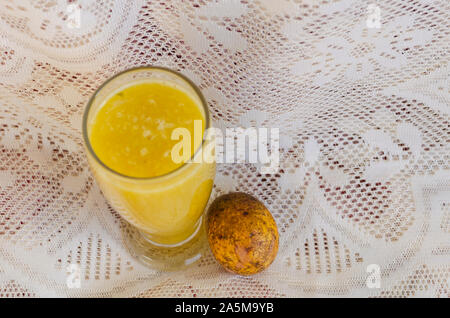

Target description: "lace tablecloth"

left=0, top=0, right=448, bottom=298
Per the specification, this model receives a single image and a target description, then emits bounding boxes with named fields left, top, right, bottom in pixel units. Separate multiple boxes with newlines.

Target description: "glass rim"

left=82, top=65, right=211, bottom=182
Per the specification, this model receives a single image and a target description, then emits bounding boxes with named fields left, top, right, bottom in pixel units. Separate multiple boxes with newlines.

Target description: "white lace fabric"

left=0, top=0, right=448, bottom=298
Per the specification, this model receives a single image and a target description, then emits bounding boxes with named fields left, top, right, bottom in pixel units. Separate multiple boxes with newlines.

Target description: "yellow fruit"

left=206, top=192, right=279, bottom=275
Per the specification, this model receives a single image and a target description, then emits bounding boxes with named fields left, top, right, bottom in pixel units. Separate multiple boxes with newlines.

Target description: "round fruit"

left=206, top=192, right=279, bottom=275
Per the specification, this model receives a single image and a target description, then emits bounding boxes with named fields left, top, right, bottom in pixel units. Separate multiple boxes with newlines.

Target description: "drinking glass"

left=82, top=67, right=215, bottom=270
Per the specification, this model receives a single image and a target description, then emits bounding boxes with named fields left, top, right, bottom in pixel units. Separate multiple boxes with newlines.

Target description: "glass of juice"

left=82, top=66, right=215, bottom=270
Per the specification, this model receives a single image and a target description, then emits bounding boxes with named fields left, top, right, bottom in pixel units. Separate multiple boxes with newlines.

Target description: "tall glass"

left=82, top=67, right=215, bottom=270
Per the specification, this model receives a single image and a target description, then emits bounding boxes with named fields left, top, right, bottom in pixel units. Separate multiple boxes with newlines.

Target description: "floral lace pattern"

left=0, top=0, right=448, bottom=297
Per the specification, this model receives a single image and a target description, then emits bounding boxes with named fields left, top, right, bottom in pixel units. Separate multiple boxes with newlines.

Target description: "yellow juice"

left=84, top=72, right=215, bottom=246
left=90, top=82, right=204, bottom=178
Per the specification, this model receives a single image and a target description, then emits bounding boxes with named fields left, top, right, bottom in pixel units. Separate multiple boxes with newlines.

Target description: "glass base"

left=121, top=218, right=208, bottom=271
